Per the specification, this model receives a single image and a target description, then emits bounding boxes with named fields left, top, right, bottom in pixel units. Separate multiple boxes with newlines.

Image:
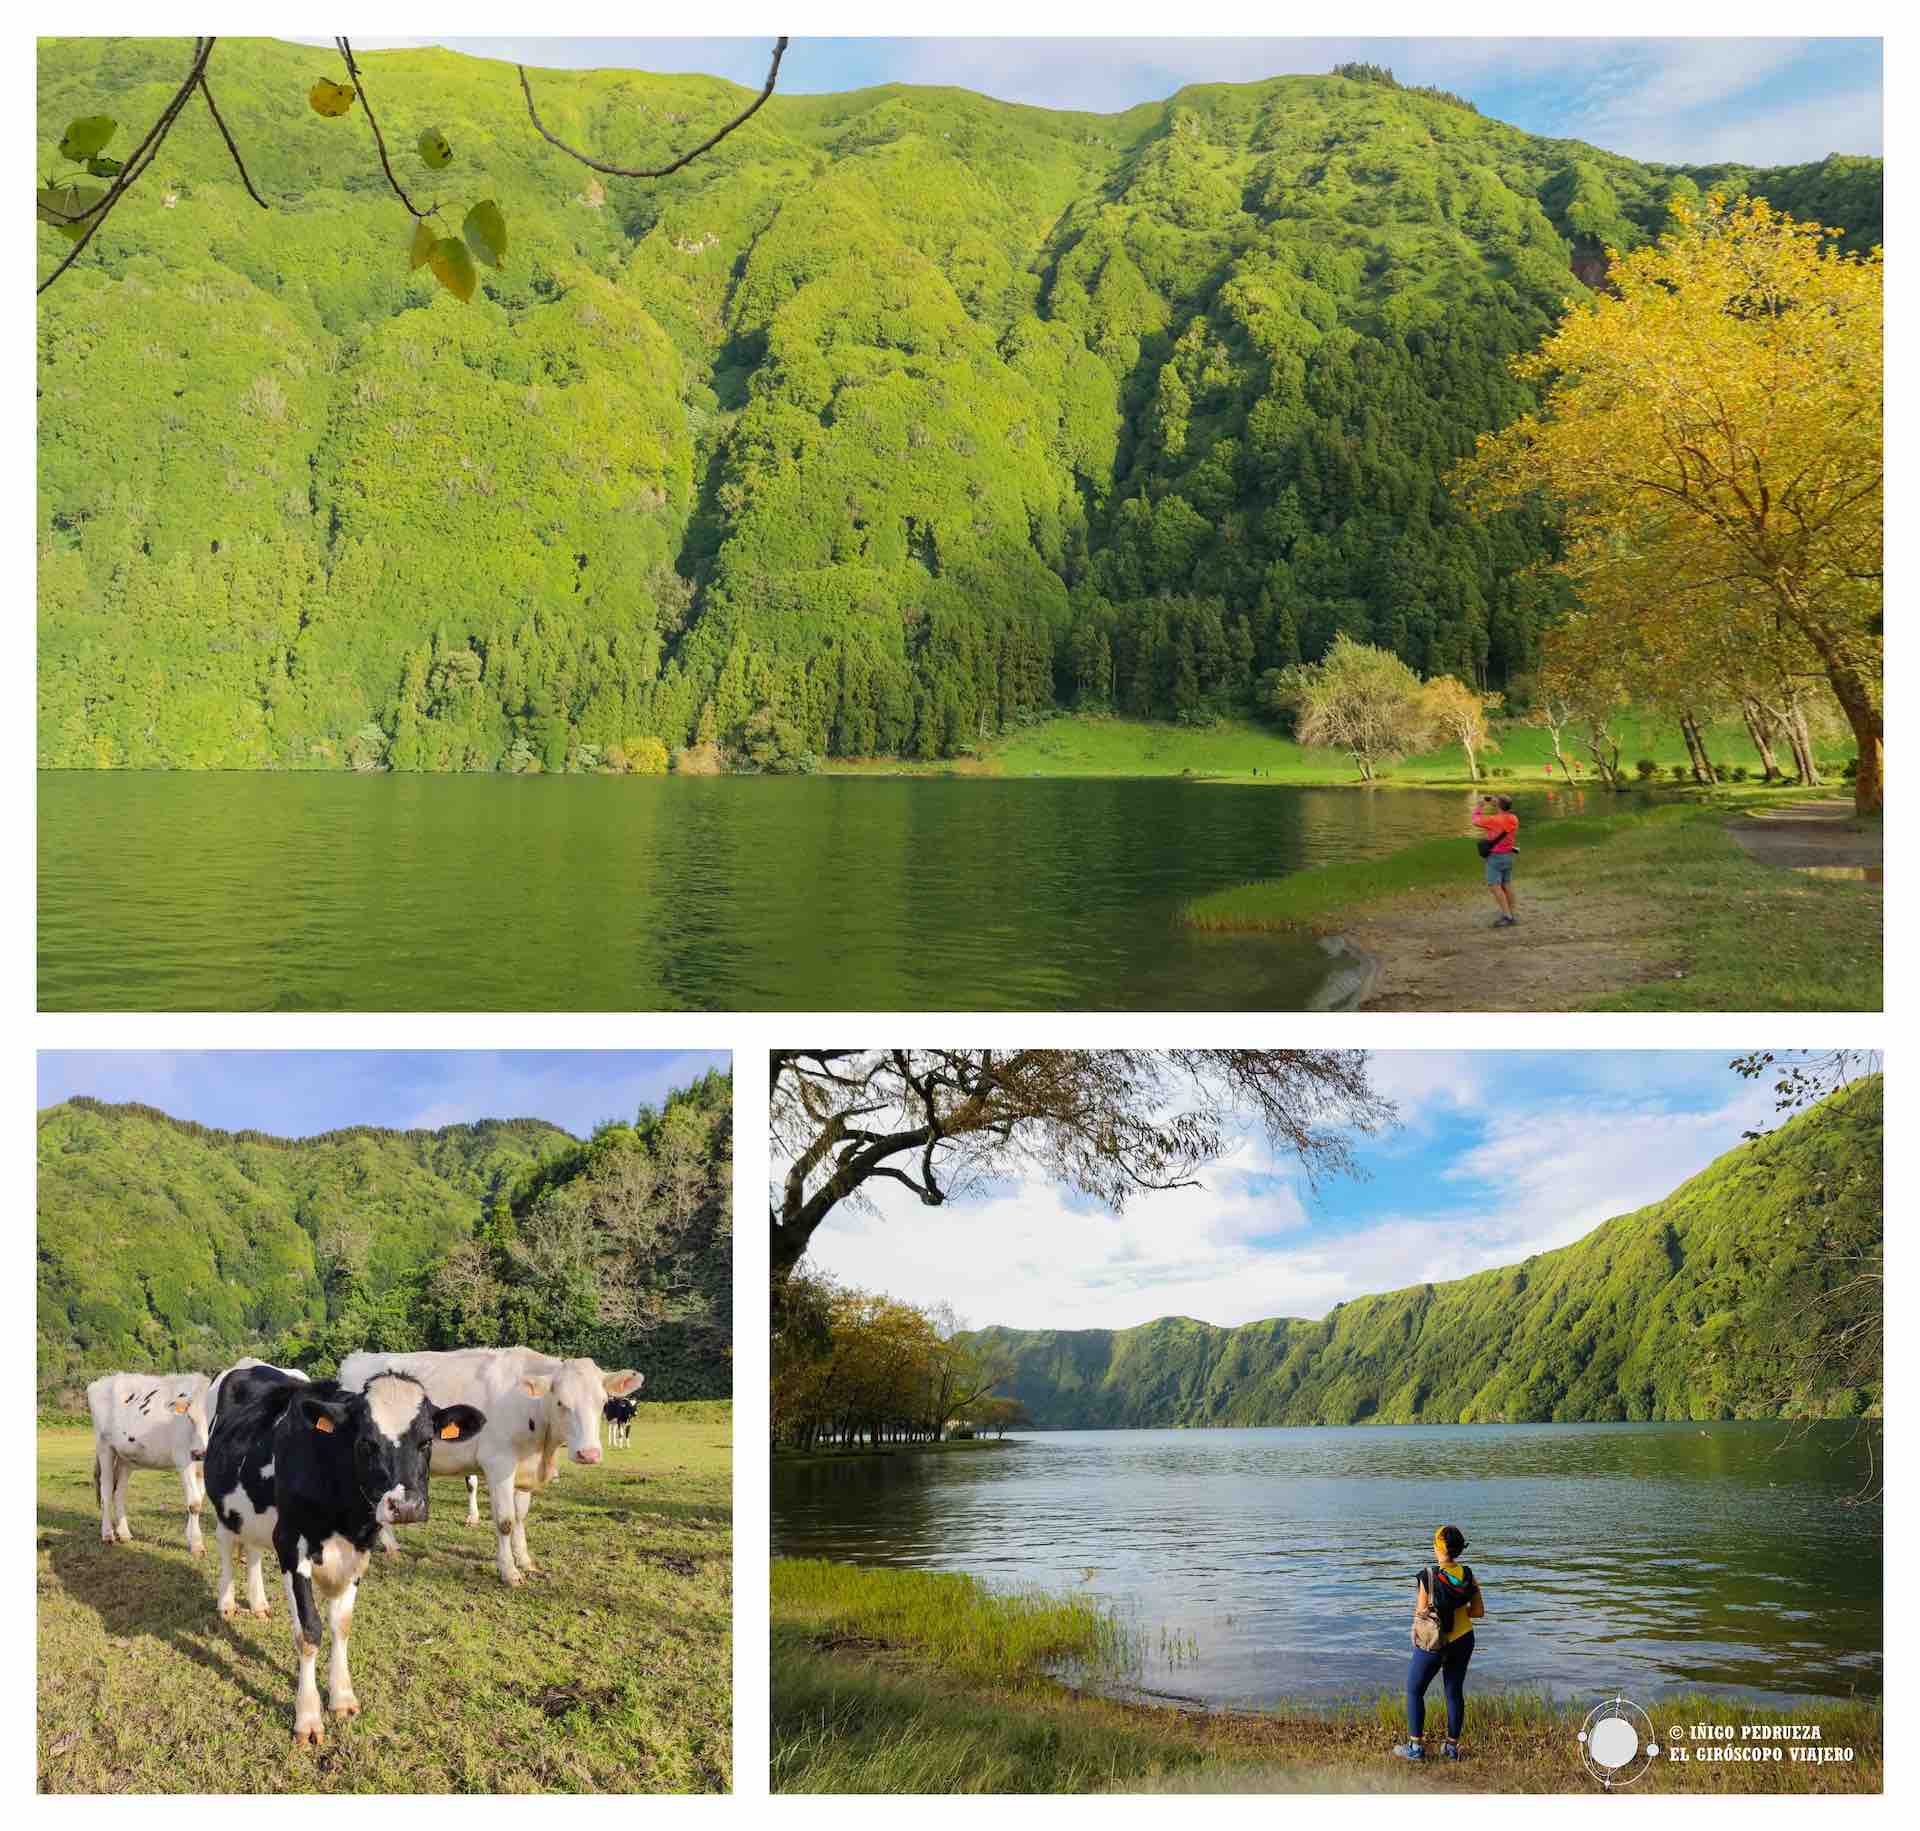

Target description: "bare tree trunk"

left=1679, top=712, right=1717, bottom=785
left=1797, top=620, right=1882, bottom=815
left=1741, top=698, right=1783, bottom=782
left=1785, top=702, right=1824, bottom=788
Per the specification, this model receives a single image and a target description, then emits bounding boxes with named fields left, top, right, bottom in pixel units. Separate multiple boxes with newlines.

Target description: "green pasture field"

left=931, top=712, right=1850, bottom=785
left=37, top=1402, right=731, bottom=1794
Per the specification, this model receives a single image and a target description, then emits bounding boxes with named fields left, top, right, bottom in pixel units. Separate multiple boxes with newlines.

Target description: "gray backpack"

left=1412, top=1564, right=1472, bottom=1651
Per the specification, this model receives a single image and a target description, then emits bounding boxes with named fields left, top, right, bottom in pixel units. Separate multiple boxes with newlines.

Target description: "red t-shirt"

left=1474, top=810, right=1518, bottom=854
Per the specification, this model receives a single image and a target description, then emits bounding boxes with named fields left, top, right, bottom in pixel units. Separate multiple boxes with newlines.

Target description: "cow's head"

left=171, top=1378, right=211, bottom=1461
left=523, top=1361, right=643, bottom=1465
left=299, top=1373, right=485, bottom=1526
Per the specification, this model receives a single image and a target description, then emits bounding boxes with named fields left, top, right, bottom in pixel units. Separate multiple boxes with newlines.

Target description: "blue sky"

left=330, top=36, right=1882, bottom=164
left=36, top=1051, right=729, bottom=1140
left=808, top=1052, right=1852, bottom=1330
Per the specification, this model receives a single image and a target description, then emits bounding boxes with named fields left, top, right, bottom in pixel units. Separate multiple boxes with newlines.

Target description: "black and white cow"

left=204, top=1370, right=484, bottom=1747
left=208, top=1355, right=308, bottom=1423
left=87, top=1371, right=212, bottom=1553
left=339, top=1348, right=640, bottom=1585
left=603, top=1395, right=638, bottom=1448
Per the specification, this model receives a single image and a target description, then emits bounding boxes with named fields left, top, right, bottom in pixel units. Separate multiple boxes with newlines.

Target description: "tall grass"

left=772, top=1558, right=1139, bottom=1687
left=1180, top=804, right=1704, bottom=931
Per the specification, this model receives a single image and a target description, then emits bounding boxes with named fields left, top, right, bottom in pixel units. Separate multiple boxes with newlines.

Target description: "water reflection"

left=772, top=1424, right=1882, bottom=1708
left=40, top=774, right=1646, bottom=1011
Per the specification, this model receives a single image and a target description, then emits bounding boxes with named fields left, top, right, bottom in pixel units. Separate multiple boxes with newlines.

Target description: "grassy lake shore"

left=771, top=1560, right=1881, bottom=1795
left=1183, top=802, right=1881, bottom=1012
left=825, top=712, right=1852, bottom=789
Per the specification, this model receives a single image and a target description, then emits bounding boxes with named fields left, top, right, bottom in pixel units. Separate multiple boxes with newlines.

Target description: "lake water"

left=39, top=774, right=1619, bottom=1011
left=771, top=1425, right=1883, bottom=1709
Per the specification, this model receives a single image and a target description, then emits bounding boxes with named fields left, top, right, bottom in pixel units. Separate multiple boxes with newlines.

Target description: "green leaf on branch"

left=85, top=156, right=124, bottom=178
left=462, top=199, right=507, bottom=270
left=36, top=183, right=105, bottom=242
left=308, top=79, right=357, bottom=118
left=417, top=129, right=453, bottom=170
left=408, top=217, right=437, bottom=271
left=58, top=117, right=117, bottom=162
left=428, top=236, right=478, bottom=302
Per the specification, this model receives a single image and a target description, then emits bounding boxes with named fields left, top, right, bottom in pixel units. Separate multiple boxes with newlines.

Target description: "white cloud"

left=802, top=1073, right=1783, bottom=1332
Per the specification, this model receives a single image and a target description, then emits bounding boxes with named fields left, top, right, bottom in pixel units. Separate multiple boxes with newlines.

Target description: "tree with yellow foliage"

left=1456, top=197, right=1882, bottom=812
left=1420, top=675, right=1504, bottom=782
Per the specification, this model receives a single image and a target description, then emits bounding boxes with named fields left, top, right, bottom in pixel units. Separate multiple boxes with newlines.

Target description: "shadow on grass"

left=44, top=1515, right=286, bottom=1714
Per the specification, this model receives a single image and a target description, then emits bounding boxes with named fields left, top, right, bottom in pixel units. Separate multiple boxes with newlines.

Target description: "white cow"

left=87, top=1371, right=212, bottom=1554
left=338, top=1348, right=642, bottom=1585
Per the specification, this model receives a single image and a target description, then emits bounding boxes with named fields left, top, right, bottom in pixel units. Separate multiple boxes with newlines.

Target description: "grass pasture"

left=962, top=713, right=1851, bottom=786
left=37, top=1403, right=732, bottom=1794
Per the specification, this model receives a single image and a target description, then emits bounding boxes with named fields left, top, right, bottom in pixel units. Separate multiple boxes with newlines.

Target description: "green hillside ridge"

left=964, top=1077, right=1882, bottom=1427
left=37, top=1068, right=733, bottom=1398
left=37, top=39, right=1883, bottom=770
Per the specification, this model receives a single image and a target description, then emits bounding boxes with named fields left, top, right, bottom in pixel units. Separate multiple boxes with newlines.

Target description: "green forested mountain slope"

left=966, top=1078, right=1883, bottom=1427
left=37, top=1069, right=733, bottom=1399
left=37, top=40, right=1884, bottom=768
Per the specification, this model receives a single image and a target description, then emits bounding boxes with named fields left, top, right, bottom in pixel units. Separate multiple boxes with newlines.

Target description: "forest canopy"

left=36, top=1066, right=733, bottom=1403
left=36, top=39, right=1883, bottom=772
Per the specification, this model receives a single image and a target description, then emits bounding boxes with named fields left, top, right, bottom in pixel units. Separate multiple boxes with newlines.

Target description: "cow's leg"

left=96, top=1447, right=118, bottom=1544
left=325, top=1579, right=360, bottom=1719
left=112, top=1459, right=133, bottom=1541
left=487, top=1472, right=521, bottom=1585
left=215, top=1523, right=238, bottom=1617
left=510, top=1487, right=538, bottom=1574
left=377, top=1524, right=400, bottom=1556
left=181, top=1464, right=205, bottom=1557
left=466, top=1473, right=480, bottom=1526
left=246, top=1547, right=271, bottom=1616
left=286, top=1569, right=325, bottom=1747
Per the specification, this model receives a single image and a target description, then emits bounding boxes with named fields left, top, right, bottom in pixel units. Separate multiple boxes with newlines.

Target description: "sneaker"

left=1490, top=916, right=1509, bottom=928
left=1392, top=1742, right=1426, bottom=1761
left=1441, top=1742, right=1462, bottom=1761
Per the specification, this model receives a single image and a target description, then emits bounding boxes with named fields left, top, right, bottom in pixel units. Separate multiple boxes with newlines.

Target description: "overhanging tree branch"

left=336, top=36, right=431, bottom=219
left=199, top=71, right=268, bottom=209
left=516, top=35, right=788, bottom=179
left=37, top=36, right=217, bottom=296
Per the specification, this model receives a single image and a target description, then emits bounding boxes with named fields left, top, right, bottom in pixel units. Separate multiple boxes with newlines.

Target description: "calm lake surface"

left=40, top=774, right=1622, bottom=1011
left=772, top=1425, right=1882, bottom=1709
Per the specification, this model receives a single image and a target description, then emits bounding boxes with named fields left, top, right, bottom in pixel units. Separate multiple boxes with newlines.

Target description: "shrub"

left=1729, top=765, right=1749, bottom=782
left=1635, top=758, right=1659, bottom=780
left=1843, top=757, right=1861, bottom=781
left=1669, top=764, right=1690, bottom=782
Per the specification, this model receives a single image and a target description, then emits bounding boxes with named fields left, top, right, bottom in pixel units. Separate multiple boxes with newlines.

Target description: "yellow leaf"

left=308, top=78, right=356, bottom=119
left=428, top=236, right=478, bottom=303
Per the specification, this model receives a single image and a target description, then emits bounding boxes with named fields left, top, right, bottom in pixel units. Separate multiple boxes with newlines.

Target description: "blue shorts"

left=1485, top=851, right=1514, bottom=886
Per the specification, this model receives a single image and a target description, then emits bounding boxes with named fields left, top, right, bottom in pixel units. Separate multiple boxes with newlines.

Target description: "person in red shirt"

left=1473, top=794, right=1519, bottom=927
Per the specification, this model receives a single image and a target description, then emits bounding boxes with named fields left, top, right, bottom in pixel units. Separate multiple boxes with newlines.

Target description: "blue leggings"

left=1406, top=1631, right=1475, bottom=1740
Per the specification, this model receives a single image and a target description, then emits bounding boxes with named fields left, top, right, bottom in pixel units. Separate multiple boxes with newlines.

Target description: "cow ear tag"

left=172, top=1398, right=190, bottom=1413
left=314, top=1413, right=335, bottom=1434
left=439, top=1421, right=462, bottom=1439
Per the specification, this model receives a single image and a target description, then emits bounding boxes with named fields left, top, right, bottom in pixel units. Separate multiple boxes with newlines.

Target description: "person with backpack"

left=1393, top=1524, right=1484, bottom=1763
left=1473, top=795, right=1519, bottom=927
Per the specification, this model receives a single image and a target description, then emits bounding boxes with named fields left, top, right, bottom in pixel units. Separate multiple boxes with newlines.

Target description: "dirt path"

left=1724, top=799, right=1882, bottom=875
left=1335, top=872, right=1673, bottom=1011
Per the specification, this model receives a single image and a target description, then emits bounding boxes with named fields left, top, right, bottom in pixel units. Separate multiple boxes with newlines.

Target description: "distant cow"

left=603, top=1395, right=639, bottom=1448
left=339, top=1348, right=642, bottom=1585
left=208, top=1356, right=307, bottom=1423
left=87, top=1372, right=212, bottom=1554
left=204, top=1370, right=484, bottom=1747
